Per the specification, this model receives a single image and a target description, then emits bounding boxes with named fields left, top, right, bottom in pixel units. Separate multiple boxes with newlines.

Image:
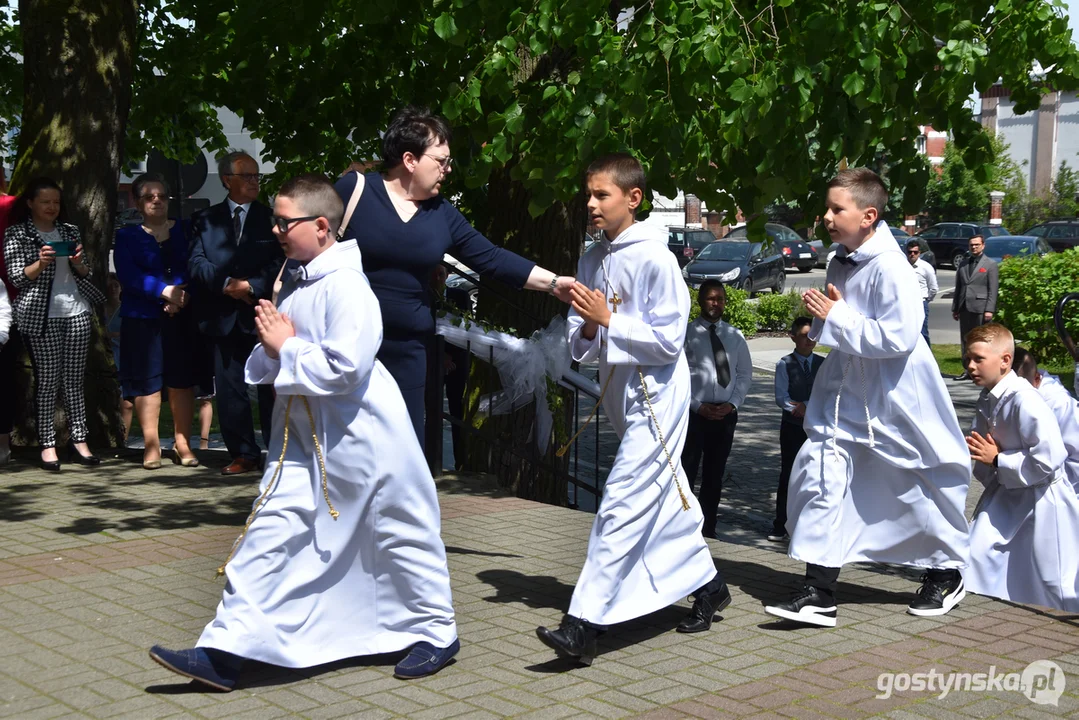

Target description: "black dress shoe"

left=68, top=443, right=101, bottom=466
left=536, top=616, right=599, bottom=666
left=41, top=459, right=61, bottom=472
left=677, top=582, right=732, bottom=633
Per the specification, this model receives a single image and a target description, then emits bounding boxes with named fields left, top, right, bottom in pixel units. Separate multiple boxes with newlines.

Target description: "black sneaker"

left=766, top=532, right=790, bottom=543
left=764, top=584, right=837, bottom=627
left=907, top=573, right=965, bottom=616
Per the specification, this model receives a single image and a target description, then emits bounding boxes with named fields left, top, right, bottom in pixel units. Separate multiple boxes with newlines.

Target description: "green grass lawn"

left=930, top=343, right=1076, bottom=389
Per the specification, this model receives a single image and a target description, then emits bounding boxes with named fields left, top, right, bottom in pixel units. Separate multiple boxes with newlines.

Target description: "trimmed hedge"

left=995, top=249, right=1079, bottom=366
left=688, top=285, right=759, bottom=336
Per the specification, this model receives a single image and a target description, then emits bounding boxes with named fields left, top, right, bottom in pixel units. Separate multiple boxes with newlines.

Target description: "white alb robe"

left=1033, top=370, right=1079, bottom=491
left=786, top=223, right=971, bottom=569
left=198, top=240, right=457, bottom=667
left=566, top=222, right=716, bottom=625
left=966, top=370, right=1079, bottom=611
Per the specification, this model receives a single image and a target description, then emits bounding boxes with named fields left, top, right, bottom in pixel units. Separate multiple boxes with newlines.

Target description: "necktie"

left=709, top=324, right=731, bottom=388
left=802, top=356, right=811, bottom=376
left=233, top=206, right=244, bottom=242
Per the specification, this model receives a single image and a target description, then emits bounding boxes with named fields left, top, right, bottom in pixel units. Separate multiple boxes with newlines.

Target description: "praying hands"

left=966, top=430, right=999, bottom=466
left=570, top=282, right=612, bottom=338
left=803, top=284, right=843, bottom=321
left=255, top=299, right=295, bottom=359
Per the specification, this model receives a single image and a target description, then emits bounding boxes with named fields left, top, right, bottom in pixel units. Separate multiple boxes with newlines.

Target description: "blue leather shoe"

left=393, top=638, right=460, bottom=679
left=149, top=645, right=241, bottom=691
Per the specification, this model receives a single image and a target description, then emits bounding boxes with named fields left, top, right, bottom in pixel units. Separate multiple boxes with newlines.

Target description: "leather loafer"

left=393, top=638, right=460, bottom=679
left=677, top=582, right=732, bottom=633
left=149, top=645, right=241, bottom=691
left=221, top=457, right=260, bottom=476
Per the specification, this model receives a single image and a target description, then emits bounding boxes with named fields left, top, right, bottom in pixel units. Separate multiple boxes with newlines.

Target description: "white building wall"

left=996, top=98, right=1036, bottom=191
left=1057, top=91, right=1079, bottom=174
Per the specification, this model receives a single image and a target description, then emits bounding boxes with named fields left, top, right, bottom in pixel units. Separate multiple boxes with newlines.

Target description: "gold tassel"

left=216, top=395, right=338, bottom=578
left=637, top=367, right=691, bottom=512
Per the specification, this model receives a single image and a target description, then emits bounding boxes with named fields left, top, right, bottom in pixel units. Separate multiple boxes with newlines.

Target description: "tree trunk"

left=461, top=166, right=587, bottom=505
left=10, top=0, right=137, bottom=448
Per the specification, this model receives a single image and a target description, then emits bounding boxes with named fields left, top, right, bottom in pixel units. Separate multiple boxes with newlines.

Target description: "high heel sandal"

left=172, top=451, right=200, bottom=468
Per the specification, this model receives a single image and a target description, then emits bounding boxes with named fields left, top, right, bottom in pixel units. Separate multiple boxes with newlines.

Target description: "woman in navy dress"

left=336, top=107, right=575, bottom=447
left=114, top=173, right=202, bottom=469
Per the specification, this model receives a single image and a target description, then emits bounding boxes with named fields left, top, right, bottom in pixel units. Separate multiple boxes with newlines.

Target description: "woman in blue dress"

left=114, top=173, right=203, bottom=469
left=335, top=107, right=575, bottom=446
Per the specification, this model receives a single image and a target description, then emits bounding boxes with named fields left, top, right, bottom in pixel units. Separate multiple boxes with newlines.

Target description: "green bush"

left=756, top=290, right=806, bottom=331
left=995, top=249, right=1079, bottom=366
left=688, top=285, right=759, bottom=336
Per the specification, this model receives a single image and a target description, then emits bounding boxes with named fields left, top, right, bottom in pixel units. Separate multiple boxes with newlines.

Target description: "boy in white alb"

left=536, top=153, right=727, bottom=665
left=149, top=175, right=459, bottom=690
left=1014, top=346, right=1079, bottom=491
left=765, top=168, right=972, bottom=628
left=964, top=324, right=1079, bottom=611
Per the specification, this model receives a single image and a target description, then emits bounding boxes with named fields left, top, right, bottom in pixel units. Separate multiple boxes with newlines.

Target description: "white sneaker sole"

left=764, top=604, right=838, bottom=628
left=907, top=587, right=966, bottom=617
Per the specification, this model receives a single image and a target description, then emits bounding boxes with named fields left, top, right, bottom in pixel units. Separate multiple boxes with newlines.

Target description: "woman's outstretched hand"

left=551, top=276, right=576, bottom=303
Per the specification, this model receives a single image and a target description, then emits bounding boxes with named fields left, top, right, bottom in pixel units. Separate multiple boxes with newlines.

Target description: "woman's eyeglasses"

left=423, top=154, right=453, bottom=170
left=139, top=193, right=169, bottom=201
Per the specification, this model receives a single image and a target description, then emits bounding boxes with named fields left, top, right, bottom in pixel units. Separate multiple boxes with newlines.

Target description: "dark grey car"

left=681, top=240, right=785, bottom=296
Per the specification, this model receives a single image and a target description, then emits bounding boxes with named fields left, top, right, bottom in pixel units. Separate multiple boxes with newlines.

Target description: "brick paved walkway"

left=1, top=376, right=1077, bottom=719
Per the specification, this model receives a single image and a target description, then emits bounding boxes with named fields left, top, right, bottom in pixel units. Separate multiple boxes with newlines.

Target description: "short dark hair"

left=969, top=234, right=985, bottom=244
left=12, top=176, right=64, bottom=225
left=827, top=167, right=888, bottom=215
left=791, top=316, right=813, bottom=333
left=131, top=173, right=170, bottom=205
left=906, top=239, right=921, bottom=250
left=585, top=152, right=647, bottom=197
left=698, top=279, right=726, bottom=299
left=1012, top=346, right=1038, bottom=383
left=382, top=106, right=452, bottom=170
left=277, top=174, right=344, bottom=236
left=216, top=150, right=256, bottom=188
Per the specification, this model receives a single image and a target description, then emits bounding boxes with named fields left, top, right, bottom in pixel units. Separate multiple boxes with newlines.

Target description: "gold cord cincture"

left=637, top=367, right=691, bottom=512
left=216, top=395, right=338, bottom=578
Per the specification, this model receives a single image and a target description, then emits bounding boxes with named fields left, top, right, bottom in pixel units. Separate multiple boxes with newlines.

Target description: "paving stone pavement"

left=1, top=374, right=1077, bottom=720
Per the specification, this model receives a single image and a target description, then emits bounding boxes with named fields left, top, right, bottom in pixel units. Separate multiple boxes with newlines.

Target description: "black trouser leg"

left=257, top=383, right=275, bottom=451
left=0, top=327, right=24, bottom=435
left=926, top=568, right=961, bottom=583
left=775, top=420, right=808, bottom=535
left=697, top=411, right=738, bottom=536
left=681, top=412, right=706, bottom=493
left=213, top=331, right=259, bottom=461
left=805, top=564, right=841, bottom=600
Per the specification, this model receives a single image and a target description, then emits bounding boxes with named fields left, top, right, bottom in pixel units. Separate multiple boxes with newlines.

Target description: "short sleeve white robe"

left=566, top=223, right=717, bottom=626
left=1033, top=370, right=1079, bottom=491
left=197, top=240, right=457, bottom=667
left=966, top=370, right=1079, bottom=611
left=786, top=223, right=971, bottom=570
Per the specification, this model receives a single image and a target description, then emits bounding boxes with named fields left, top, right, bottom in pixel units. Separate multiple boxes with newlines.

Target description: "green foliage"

left=995, top=249, right=1079, bottom=366
left=0, top=3, right=21, bottom=159
left=924, top=132, right=1025, bottom=223
left=756, top=290, right=804, bottom=331
left=1003, top=161, right=1079, bottom=232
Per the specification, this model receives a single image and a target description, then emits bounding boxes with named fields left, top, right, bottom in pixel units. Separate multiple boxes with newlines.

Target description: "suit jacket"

left=952, top=253, right=999, bottom=315
left=187, top=200, right=283, bottom=336
left=3, top=220, right=105, bottom=337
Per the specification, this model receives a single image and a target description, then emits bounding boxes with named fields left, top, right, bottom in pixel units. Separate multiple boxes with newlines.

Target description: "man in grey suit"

left=951, top=234, right=998, bottom=377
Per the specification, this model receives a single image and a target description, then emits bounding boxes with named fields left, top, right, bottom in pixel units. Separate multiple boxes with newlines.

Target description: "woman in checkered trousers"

left=4, top=177, right=105, bottom=471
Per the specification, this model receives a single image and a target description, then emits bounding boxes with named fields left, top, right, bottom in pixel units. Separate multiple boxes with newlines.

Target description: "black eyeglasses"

left=271, top=215, right=319, bottom=233
left=907, top=249, right=920, bottom=254
left=226, top=173, right=261, bottom=183
left=139, top=192, right=169, bottom=201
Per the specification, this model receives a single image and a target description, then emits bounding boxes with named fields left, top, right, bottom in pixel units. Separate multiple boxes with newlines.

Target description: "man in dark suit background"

left=951, top=234, right=999, bottom=377
left=188, top=151, right=283, bottom=474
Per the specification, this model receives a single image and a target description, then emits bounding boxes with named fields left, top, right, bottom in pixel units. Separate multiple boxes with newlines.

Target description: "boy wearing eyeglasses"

left=150, top=174, right=459, bottom=691
left=907, top=239, right=937, bottom=346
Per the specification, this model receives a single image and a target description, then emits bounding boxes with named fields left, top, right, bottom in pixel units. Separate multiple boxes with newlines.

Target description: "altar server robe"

left=786, top=223, right=971, bottom=569
left=567, top=223, right=716, bottom=625
left=966, top=370, right=1079, bottom=611
left=1033, top=370, right=1079, bottom=490
left=198, top=240, right=457, bottom=667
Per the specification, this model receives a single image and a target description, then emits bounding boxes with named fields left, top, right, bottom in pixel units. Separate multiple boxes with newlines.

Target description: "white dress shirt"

left=685, top=317, right=752, bottom=413
left=911, top=257, right=938, bottom=302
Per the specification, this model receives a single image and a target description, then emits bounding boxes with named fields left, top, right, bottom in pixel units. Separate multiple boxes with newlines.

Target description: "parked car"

left=914, top=223, right=1011, bottom=269
left=723, top=222, right=817, bottom=271
left=981, top=235, right=1054, bottom=265
left=668, top=227, right=718, bottom=267
left=681, top=240, right=785, bottom=296
left=1023, top=219, right=1079, bottom=253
